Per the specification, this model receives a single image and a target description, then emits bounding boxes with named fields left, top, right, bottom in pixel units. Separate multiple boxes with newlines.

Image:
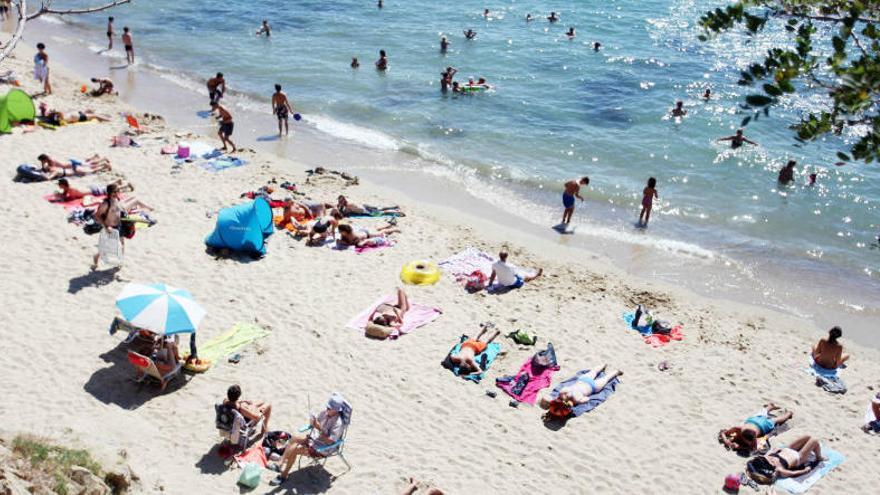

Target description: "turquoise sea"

left=15, top=1, right=880, bottom=339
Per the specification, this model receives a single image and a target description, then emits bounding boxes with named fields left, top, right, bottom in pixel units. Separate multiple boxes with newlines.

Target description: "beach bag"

left=651, top=320, right=673, bottom=335
left=365, top=322, right=393, bottom=340
left=121, top=217, right=137, bottom=239
left=464, top=270, right=488, bottom=292
left=98, top=228, right=124, bottom=267
left=83, top=219, right=102, bottom=235
left=177, top=143, right=190, bottom=159
left=237, top=462, right=261, bottom=488
left=14, top=164, right=46, bottom=182
left=262, top=431, right=291, bottom=459
left=745, top=456, right=776, bottom=485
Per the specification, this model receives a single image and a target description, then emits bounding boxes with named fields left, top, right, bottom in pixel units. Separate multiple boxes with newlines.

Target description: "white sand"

left=1, top=46, right=879, bottom=494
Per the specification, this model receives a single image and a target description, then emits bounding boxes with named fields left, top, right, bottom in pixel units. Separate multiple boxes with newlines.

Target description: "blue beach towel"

left=201, top=157, right=247, bottom=172
left=550, top=369, right=620, bottom=416
left=622, top=312, right=652, bottom=335
left=803, top=358, right=846, bottom=393
left=775, top=446, right=844, bottom=494
left=442, top=335, right=501, bottom=383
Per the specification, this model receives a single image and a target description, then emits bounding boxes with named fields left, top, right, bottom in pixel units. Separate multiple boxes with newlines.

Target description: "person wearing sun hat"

left=269, top=392, right=349, bottom=486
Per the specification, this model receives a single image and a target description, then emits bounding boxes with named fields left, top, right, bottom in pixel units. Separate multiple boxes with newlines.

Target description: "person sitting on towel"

left=270, top=393, right=347, bottom=486
left=305, top=209, right=343, bottom=245
left=488, top=251, right=543, bottom=289
left=719, top=404, right=793, bottom=453
left=448, top=325, right=500, bottom=375
left=539, top=364, right=623, bottom=416
left=224, top=384, right=272, bottom=433
left=748, top=435, right=826, bottom=481
left=811, top=326, right=850, bottom=370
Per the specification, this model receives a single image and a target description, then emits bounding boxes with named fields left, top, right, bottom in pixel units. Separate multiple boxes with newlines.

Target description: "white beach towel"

left=439, top=247, right=535, bottom=279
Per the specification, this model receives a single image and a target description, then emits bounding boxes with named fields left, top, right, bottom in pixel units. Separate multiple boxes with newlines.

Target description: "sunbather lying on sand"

left=224, top=385, right=272, bottom=433
left=54, top=178, right=132, bottom=201
left=40, top=106, right=111, bottom=125
left=719, top=404, right=793, bottom=453
left=369, top=288, right=410, bottom=329
left=448, top=325, right=500, bottom=375
left=539, top=364, right=623, bottom=413
left=747, top=435, right=826, bottom=481
left=38, top=153, right=112, bottom=177
left=401, top=477, right=444, bottom=495
left=812, top=326, right=850, bottom=370
left=337, top=223, right=400, bottom=248
left=337, top=195, right=405, bottom=217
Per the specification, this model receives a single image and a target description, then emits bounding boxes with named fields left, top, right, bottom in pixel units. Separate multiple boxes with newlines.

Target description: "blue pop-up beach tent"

left=205, top=197, right=274, bottom=256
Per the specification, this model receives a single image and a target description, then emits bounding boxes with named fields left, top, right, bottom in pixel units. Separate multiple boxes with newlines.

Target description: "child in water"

left=639, top=177, right=659, bottom=227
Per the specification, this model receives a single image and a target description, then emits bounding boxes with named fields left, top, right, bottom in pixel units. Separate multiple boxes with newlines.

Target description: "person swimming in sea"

left=375, top=49, right=388, bottom=71
left=464, top=29, right=477, bottom=40
left=351, top=57, right=360, bottom=69
left=483, top=8, right=490, bottom=17
left=451, top=81, right=462, bottom=94
left=670, top=100, right=687, bottom=118
left=548, top=12, right=560, bottom=22
left=717, top=129, right=757, bottom=149
left=566, top=27, right=576, bottom=38
left=777, top=160, right=797, bottom=185
left=703, top=88, right=712, bottom=100
left=808, top=173, right=817, bottom=186
left=256, top=19, right=271, bottom=37
left=440, top=66, right=457, bottom=92
left=526, top=13, right=533, bottom=22
left=440, top=36, right=449, bottom=53
left=639, top=177, right=659, bottom=227
left=593, top=41, right=602, bottom=51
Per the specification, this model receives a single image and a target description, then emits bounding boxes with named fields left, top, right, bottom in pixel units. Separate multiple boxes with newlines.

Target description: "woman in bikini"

left=448, top=325, right=500, bottom=375
left=750, top=436, right=825, bottom=479
left=638, top=177, right=658, bottom=227
left=719, top=404, right=793, bottom=453
left=539, top=364, right=623, bottom=419
left=369, top=288, right=410, bottom=330
left=336, top=223, right=400, bottom=248
left=811, top=326, right=850, bottom=370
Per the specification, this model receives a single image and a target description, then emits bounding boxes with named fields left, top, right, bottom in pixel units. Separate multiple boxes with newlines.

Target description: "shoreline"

left=19, top=15, right=879, bottom=348
left=2, top=17, right=880, bottom=495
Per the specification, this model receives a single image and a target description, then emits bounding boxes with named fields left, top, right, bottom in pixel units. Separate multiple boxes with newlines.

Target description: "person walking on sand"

left=212, top=102, right=237, bottom=152
left=561, top=177, right=589, bottom=225
left=34, top=43, right=51, bottom=95
left=272, top=84, right=294, bottom=136
left=639, top=177, right=659, bottom=227
left=122, top=27, right=135, bottom=65
left=717, top=128, right=757, bottom=149
left=106, top=17, right=115, bottom=50
left=207, top=72, right=225, bottom=106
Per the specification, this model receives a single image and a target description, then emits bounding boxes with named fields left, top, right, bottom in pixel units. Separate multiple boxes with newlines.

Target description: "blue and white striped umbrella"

left=115, top=283, right=206, bottom=335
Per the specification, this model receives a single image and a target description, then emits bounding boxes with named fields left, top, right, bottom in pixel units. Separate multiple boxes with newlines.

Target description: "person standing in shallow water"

left=778, top=160, right=796, bottom=185
left=271, top=84, right=294, bottom=137
left=106, top=17, right=115, bottom=50
left=717, top=128, right=757, bottom=149
left=122, top=27, right=135, bottom=65
left=561, top=176, right=589, bottom=225
left=376, top=50, right=388, bottom=71
left=639, top=177, right=659, bottom=227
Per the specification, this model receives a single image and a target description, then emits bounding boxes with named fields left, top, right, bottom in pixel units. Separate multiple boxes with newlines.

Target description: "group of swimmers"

left=439, top=66, right=492, bottom=94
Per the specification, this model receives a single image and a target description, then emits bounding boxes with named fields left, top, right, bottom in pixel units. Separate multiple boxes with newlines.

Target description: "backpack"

left=746, top=456, right=777, bottom=485
left=14, top=164, right=47, bottom=183
left=651, top=320, right=673, bottom=335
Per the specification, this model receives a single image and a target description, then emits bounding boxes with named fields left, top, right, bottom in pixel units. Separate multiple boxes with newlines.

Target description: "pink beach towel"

left=643, top=326, right=684, bottom=347
left=346, top=295, right=441, bottom=338
left=496, top=356, right=559, bottom=405
left=354, top=239, right=395, bottom=254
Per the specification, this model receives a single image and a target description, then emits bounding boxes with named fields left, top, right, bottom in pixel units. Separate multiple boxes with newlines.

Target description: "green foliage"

left=699, top=0, right=880, bottom=162
left=11, top=434, right=102, bottom=489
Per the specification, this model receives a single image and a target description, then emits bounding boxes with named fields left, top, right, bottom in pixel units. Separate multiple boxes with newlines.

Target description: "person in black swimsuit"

left=271, top=84, right=293, bottom=136
left=748, top=435, right=825, bottom=481
left=718, top=129, right=758, bottom=149
left=106, top=17, right=114, bottom=50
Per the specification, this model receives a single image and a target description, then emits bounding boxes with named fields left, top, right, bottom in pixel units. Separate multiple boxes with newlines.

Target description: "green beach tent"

left=0, top=89, right=36, bottom=134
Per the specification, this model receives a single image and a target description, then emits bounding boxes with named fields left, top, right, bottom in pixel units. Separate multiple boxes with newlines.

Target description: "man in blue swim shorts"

left=561, top=176, right=589, bottom=225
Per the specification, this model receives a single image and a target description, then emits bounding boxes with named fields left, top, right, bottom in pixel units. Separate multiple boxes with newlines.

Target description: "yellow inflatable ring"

left=400, top=260, right=441, bottom=285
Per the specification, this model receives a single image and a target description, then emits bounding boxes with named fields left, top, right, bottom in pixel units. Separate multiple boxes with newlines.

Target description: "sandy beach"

left=1, top=37, right=879, bottom=495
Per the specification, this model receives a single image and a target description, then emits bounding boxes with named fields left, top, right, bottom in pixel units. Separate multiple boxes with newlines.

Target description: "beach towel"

left=43, top=193, right=104, bottom=212
left=442, top=334, right=501, bottom=383
left=621, top=312, right=684, bottom=347
left=803, top=358, right=846, bottom=394
left=496, top=343, right=559, bottom=404
left=234, top=443, right=267, bottom=468
left=185, top=323, right=271, bottom=364
left=201, top=157, right=247, bottom=172
left=354, top=239, right=395, bottom=254
left=550, top=369, right=620, bottom=416
left=774, top=446, right=844, bottom=494
left=439, top=247, right=535, bottom=289
left=346, top=295, right=441, bottom=339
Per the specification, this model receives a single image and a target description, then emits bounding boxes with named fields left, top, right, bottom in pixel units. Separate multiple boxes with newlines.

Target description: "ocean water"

left=17, top=1, right=880, bottom=336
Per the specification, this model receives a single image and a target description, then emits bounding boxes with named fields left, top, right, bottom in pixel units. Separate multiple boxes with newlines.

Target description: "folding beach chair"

left=215, top=403, right=265, bottom=452
left=126, top=350, right=181, bottom=391
left=298, top=401, right=352, bottom=476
